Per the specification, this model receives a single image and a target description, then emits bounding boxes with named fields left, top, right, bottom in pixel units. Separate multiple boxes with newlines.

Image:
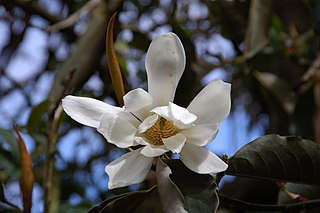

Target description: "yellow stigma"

left=145, top=117, right=176, bottom=145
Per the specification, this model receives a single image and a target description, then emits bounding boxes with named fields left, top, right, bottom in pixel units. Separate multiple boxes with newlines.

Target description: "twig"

left=44, top=104, right=63, bottom=213
left=47, top=0, right=101, bottom=32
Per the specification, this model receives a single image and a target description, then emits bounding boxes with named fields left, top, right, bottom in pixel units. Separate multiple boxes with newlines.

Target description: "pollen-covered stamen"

left=145, top=117, right=176, bottom=145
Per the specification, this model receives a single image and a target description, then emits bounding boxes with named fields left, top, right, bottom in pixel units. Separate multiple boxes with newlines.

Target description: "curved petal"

left=151, top=106, right=170, bottom=120
left=146, top=32, right=186, bottom=107
left=124, top=88, right=153, bottom=120
left=141, top=145, right=168, bottom=157
left=187, top=80, right=231, bottom=125
left=105, top=148, right=153, bottom=189
left=163, top=133, right=186, bottom=154
left=169, top=102, right=197, bottom=124
left=138, top=114, right=158, bottom=133
left=62, top=95, right=122, bottom=128
left=117, top=111, right=141, bottom=128
left=134, top=136, right=150, bottom=146
left=180, top=123, right=219, bottom=146
left=98, top=113, right=137, bottom=148
left=180, top=143, right=228, bottom=174
left=169, top=102, right=197, bottom=129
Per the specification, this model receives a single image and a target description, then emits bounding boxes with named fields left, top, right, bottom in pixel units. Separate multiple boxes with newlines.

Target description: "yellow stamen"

left=145, top=117, right=176, bottom=145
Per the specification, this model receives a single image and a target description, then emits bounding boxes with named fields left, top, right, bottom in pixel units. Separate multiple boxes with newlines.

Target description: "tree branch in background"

left=10, top=0, right=62, bottom=24
left=244, top=0, right=273, bottom=58
left=47, top=0, right=101, bottom=32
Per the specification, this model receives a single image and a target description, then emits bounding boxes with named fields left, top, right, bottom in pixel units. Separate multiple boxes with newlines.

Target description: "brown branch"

left=10, top=0, right=62, bottom=24
left=47, top=0, right=101, bottom=32
left=244, top=0, right=273, bottom=57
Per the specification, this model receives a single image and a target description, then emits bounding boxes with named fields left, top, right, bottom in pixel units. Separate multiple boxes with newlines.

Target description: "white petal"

left=62, top=95, right=122, bottom=128
left=138, top=114, right=158, bottom=133
left=187, top=80, right=231, bottom=125
left=167, top=102, right=197, bottom=129
left=180, top=144, right=228, bottom=174
left=146, top=32, right=186, bottom=107
left=180, top=123, right=219, bottom=146
left=105, top=148, right=153, bottom=189
left=134, top=136, right=149, bottom=146
left=141, top=145, right=168, bottom=157
left=117, top=111, right=141, bottom=128
left=163, top=133, right=186, bottom=154
left=98, top=113, right=137, bottom=148
left=169, top=102, right=197, bottom=124
left=151, top=106, right=170, bottom=120
left=123, top=88, right=153, bottom=120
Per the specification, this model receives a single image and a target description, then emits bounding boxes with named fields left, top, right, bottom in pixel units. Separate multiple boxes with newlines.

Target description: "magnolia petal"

left=141, top=145, right=168, bottom=157
left=134, top=136, right=149, bottom=146
left=98, top=113, right=137, bottom=148
left=180, top=143, right=228, bottom=174
left=105, top=148, right=153, bottom=189
left=163, top=133, right=186, bottom=154
left=180, top=123, right=219, bottom=146
left=138, top=114, right=159, bottom=133
left=151, top=106, right=170, bottom=120
left=62, top=95, right=122, bottom=128
left=169, top=102, right=197, bottom=124
left=187, top=80, right=231, bottom=125
left=146, top=32, right=186, bottom=107
left=124, top=88, right=153, bottom=120
left=167, top=102, right=197, bottom=129
left=117, top=111, right=141, bottom=128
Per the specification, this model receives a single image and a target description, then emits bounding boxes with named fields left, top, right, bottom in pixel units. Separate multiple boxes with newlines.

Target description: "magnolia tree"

left=1, top=0, right=320, bottom=213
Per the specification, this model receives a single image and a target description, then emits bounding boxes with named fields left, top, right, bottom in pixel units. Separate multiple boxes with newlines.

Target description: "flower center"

left=145, top=117, right=176, bottom=145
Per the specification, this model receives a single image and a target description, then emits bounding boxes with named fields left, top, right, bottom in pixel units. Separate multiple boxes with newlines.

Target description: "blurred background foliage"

left=0, top=0, right=320, bottom=212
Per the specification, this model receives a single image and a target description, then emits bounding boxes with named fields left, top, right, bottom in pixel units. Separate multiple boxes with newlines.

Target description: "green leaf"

left=226, top=134, right=320, bottom=184
left=59, top=201, right=92, bottom=213
left=165, top=159, right=219, bottom=213
left=0, top=149, right=19, bottom=178
left=0, top=128, right=19, bottom=161
left=156, top=159, right=186, bottom=213
left=0, top=202, right=18, bottom=213
left=26, top=100, right=49, bottom=136
left=87, top=186, right=156, bottom=213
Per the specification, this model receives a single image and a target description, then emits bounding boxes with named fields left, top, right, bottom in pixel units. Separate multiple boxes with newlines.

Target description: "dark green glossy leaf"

left=227, top=134, right=320, bottom=184
left=59, top=201, right=92, bottom=213
left=87, top=186, right=156, bottom=213
left=26, top=100, right=49, bottom=136
left=165, top=159, right=219, bottom=213
left=156, top=159, right=186, bottom=213
left=0, top=202, right=18, bottom=213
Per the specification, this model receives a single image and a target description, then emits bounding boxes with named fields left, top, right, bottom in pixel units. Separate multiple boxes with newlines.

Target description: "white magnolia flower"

left=62, top=32, right=231, bottom=189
